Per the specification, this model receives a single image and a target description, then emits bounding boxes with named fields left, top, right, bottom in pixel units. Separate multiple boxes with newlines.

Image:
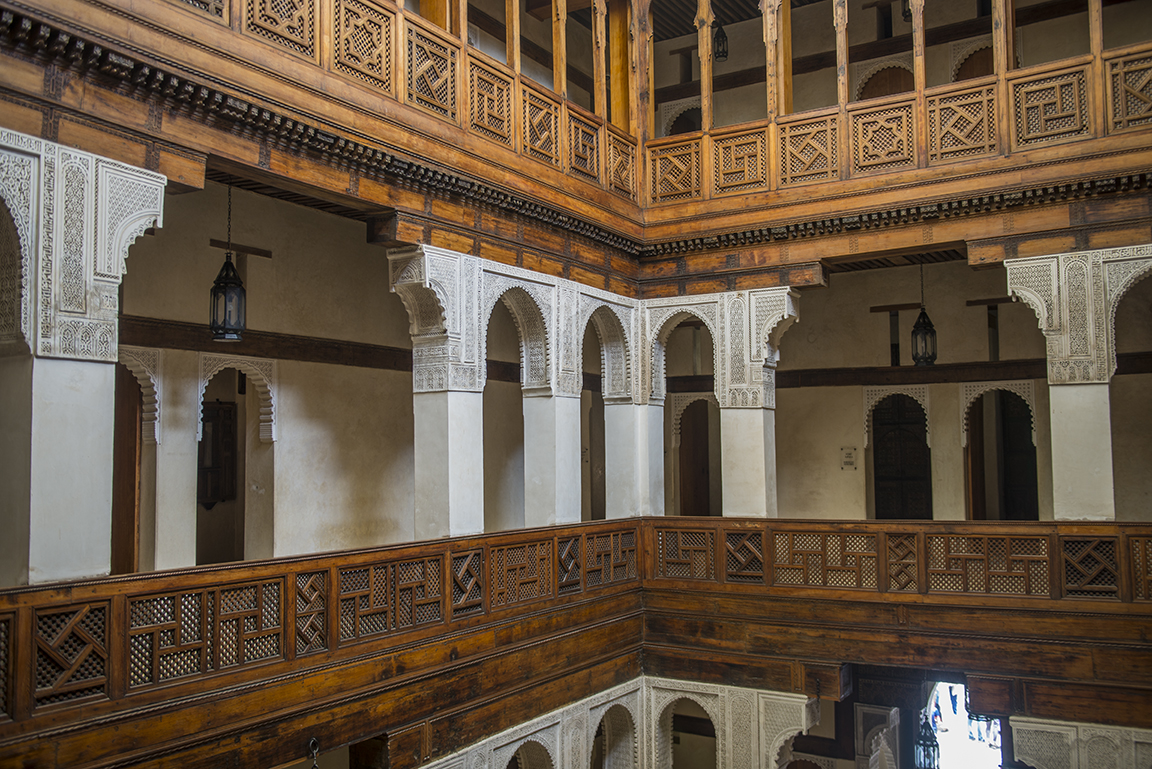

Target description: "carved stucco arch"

left=594, top=703, right=638, bottom=769
left=960, top=380, right=1037, bottom=448
left=653, top=690, right=722, bottom=769
left=1105, top=257, right=1152, bottom=376
left=118, top=345, right=162, bottom=445
left=951, top=35, right=993, bottom=82
left=853, top=55, right=913, bottom=102
left=863, top=386, right=930, bottom=448
left=511, top=740, right=554, bottom=769
left=581, top=303, right=633, bottom=401
left=658, top=96, right=701, bottom=138
left=669, top=392, right=718, bottom=448
left=482, top=281, right=553, bottom=394
left=101, top=160, right=164, bottom=281
left=391, top=254, right=450, bottom=339
left=198, top=353, right=277, bottom=443
left=0, top=196, right=27, bottom=352
left=649, top=306, right=721, bottom=402
left=494, top=731, right=559, bottom=769
left=0, top=142, right=37, bottom=352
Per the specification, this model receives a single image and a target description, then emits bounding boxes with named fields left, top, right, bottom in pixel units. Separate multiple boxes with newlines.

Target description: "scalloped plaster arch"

left=198, top=353, right=277, bottom=443
left=101, top=161, right=164, bottom=280
left=658, top=96, right=702, bottom=138
left=0, top=197, right=26, bottom=351
left=583, top=304, right=633, bottom=401
left=863, top=386, right=931, bottom=448
left=656, top=693, right=721, bottom=769
left=595, top=703, right=638, bottom=769
left=1105, top=256, right=1152, bottom=375
left=511, top=739, right=554, bottom=769
left=649, top=305, right=721, bottom=402
left=670, top=392, right=718, bottom=446
left=118, top=346, right=162, bottom=445
left=852, top=56, right=913, bottom=102
left=951, top=36, right=993, bottom=82
left=960, top=380, right=1036, bottom=448
left=482, top=282, right=553, bottom=394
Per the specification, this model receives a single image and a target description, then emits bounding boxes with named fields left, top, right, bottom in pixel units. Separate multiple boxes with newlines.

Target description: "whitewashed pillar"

left=720, top=406, right=778, bottom=517
left=0, top=129, right=165, bottom=584
left=603, top=399, right=664, bottom=518
left=523, top=392, right=582, bottom=526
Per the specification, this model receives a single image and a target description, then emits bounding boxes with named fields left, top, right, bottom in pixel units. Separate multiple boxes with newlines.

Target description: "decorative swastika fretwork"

left=129, top=591, right=209, bottom=688
left=175, top=0, right=226, bottom=18
left=887, top=534, right=919, bottom=592
left=558, top=536, right=582, bottom=594
left=452, top=550, right=485, bottom=618
left=491, top=541, right=554, bottom=608
left=339, top=563, right=391, bottom=642
left=0, top=613, right=11, bottom=719
left=928, top=85, right=997, bottom=165
left=1013, top=67, right=1089, bottom=148
left=657, top=530, right=715, bottom=580
left=523, top=87, right=561, bottom=166
left=569, top=114, right=601, bottom=183
left=407, top=25, right=458, bottom=121
left=586, top=530, right=638, bottom=587
left=607, top=135, right=636, bottom=200
left=724, top=531, right=765, bottom=584
left=334, top=0, right=393, bottom=94
left=295, top=572, right=327, bottom=656
left=779, top=114, right=839, bottom=187
left=215, top=581, right=283, bottom=667
left=246, top=0, right=316, bottom=58
left=926, top=536, right=1050, bottom=596
left=713, top=130, right=768, bottom=196
left=469, top=60, right=513, bottom=146
left=1108, top=53, right=1152, bottom=133
left=1132, top=538, right=1152, bottom=601
left=773, top=532, right=878, bottom=589
left=395, top=557, right=443, bottom=630
left=34, top=603, right=108, bottom=708
left=850, top=102, right=915, bottom=174
left=650, top=140, right=701, bottom=204
left=1061, top=538, right=1119, bottom=600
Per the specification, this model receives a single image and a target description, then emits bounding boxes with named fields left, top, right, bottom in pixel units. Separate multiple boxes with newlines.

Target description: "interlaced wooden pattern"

left=773, top=532, right=878, bottom=589
left=452, top=550, right=485, bottom=618
left=1108, top=53, right=1152, bottom=132
left=558, top=536, right=582, bottom=594
left=607, top=135, right=636, bottom=200
left=657, top=529, right=715, bottom=580
left=469, top=60, right=513, bottom=146
left=850, top=102, right=916, bottom=174
left=396, top=557, right=443, bottom=629
left=778, top=114, right=839, bottom=187
left=585, top=530, right=637, bottom=587
left=522, top=88, right=561, bottom=166
left=1132, top=538, right=1152, bottom=600
left=569, top=114, right=601, bottom=183
left=1012, top=67, right=1090, bottom=147
left=650, top=140, right=701, bottom=204
left=713, top=130, right=768, bottom=196
left=295, top=572, right=327, bottom=655
left=928, top=84, right=997, bottom=164
left=174, top=0, right=226, bottom=18
left=334, top=0, right=393, bottom=94
left=0, top=614, right=10, bottom=719
left=339, top=558, right=442, bottom=645
left=887, top=533, right=918, bottom=592
left=724, top=531, right=765, bottom=584
left=491, top=541, right=553, bottom=607
left=34, top=604, right=108, bottom=708
left=406, top=24, right=458, bottom=121
left=1061, top=538, right=1119, bottom=599
left=246, top=0, right=315, bottom=58
left=215, top=581, right=283, bottom=668
left=129, top=591, right=210, bottom=688
left=925, top=536, right=1049, bottom=595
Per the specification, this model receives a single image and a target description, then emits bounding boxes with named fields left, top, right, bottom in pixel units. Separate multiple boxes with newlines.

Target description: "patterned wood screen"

left=470, top=59, right=514, bottom=146
left=246, top=0, right=316, bottom=58
left=406, top=23, right=458, bottom=121
left=713, top=130, right=769, bottom=196
left=1011, top=66, right=1091, bottom=149
left=928, top=84, right=998, bottom=164
left=569, top=113, right=602, bottom=183
left=778, top=114, right=839, bottom=187
left=656, top=529, right=715, bottom=579
left=926, top=535, right=1050, bottom=595
left=850, top=100, right=916, bottom=175
left=1107, top=52, right=1152, bottom=133
left=607, top=135, right=636, bottom=200
left=650, top=140, right=702, bottom=204
left=522, top=87, right=562, bottom=166
left=334, top=0, right=394, bottom=94
left=774, top=532, right=879, bottom=589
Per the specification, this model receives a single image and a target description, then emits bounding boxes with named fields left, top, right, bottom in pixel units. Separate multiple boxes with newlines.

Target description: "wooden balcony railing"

left=0, top=518, right=1150, bottom=765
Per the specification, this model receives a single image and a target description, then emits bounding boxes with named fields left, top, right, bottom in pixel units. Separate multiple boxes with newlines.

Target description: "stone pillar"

left=1006, top=246, right=1152, bottom=520
left=602, top=401, right=664, bottom=518
left=413, top=389, right=484, bottom=538
left=0, top=129, right=165, bottom=584
left=523, top=393, right=582, bottom=527
left=720, top=404, right=777, bottom=517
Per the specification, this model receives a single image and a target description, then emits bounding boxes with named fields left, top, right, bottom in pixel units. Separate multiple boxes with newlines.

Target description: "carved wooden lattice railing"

left=0, top=518, right=1150, bottom=735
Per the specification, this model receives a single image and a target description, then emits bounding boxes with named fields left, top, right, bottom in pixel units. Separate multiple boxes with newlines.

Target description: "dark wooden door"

left=1000, top=392, right=1039, bottom=520
left=679, top=399, right=712, bottom=516
left=111, top=364, right=142, bottom=575
left=873, top=394, right=932, bottom=520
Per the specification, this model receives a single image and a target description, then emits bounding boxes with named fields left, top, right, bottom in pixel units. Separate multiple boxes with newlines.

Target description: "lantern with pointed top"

left=911, top=264, right=937, bottom=366
left=713, top=23, right=728, bottom=63
left=210, top=185, right=246, bottom=342
left=914, top=714, right=939, bottom=769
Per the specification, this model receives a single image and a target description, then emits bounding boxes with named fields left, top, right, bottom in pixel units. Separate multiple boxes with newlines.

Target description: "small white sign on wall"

left=841, top=447, right=858, bottom=471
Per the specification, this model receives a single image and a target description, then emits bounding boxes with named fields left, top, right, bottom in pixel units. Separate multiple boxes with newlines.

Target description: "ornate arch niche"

left=652, top=688, right=722, bottom=769
left=648, top=303, right=721, bottom=403
left=119, top=346, right=162, bottom=445
left=863, top=386, right=931, bottom=448
left=197, top=353, right=277, bottom=443
left=482, top=281, right=553, bottom=395
left=852, top=54, right=914, bottom=101
left=592, top=703, right=638, bottom=769
left=494, top=731, right=559, bottom=769
left=669, top=393, right=718, bottom=448
left=951, top=35, right=993, bottom=82
left=960, top=380, right=1036, bottom=448
left=579, top=301, right=633, bottom=402
left=0, top=197, right=26, bottom=354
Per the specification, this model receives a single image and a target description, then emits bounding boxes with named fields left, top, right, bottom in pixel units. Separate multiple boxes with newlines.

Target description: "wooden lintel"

left=966, top=297, right=1015, bottom=306
left=367, top=213, right=425, bottom=249
left=209, top=239, right=272, bottom=259
left=869, top=302, right=921, bottom=313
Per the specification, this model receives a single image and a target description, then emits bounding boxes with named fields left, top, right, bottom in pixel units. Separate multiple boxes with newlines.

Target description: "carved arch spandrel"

left=863, top=386, right=931, bottom=448
left=198, top=353, right=277, bottom=443
left=119, top=345, right=162, bottom=445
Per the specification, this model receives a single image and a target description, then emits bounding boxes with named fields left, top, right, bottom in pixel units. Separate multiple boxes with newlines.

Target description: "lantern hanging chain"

left=226, top=185, right=233, bottom=262
left=919, top=263, right=925, bottom=308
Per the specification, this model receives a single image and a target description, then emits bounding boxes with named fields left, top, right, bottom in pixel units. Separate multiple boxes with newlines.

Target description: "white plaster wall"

left=153, top=349, right=200, bottom=570
left=1112, top=373, right=1152, bottom=521
left=272, top=362, right=414, bottom=555
left=1103, top=1, right=1152, bottom=51
left=485, top=301, right=525, bottom=531
left=776, top=386, right=866, bottom=520
left=0, top=354, right=32, bottom=585
left=928, top=383, right=965, bottom=521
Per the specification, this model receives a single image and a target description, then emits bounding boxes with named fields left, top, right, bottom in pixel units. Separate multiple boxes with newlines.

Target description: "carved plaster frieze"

left=863, top=385, right=930, bottom=448
left=119, top=345, right=162, bottom=445
left=1011, top=716, right=1152, bottom=769
left=1006, top=245, right=1152, bottom=385
left=960, top=380, right=1037, bottom=448
left=197, top=352, right=277, bottom=443
left=0, top=128, right=165, bottom=362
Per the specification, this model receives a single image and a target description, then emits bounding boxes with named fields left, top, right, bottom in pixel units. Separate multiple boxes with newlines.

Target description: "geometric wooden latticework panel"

left=1132, top=537, right=1152, bottom=601
left=246, top=0, right=316, bottom=58
left=607, top=134, right=636, bottom=200
left=558, top=536, right=583, bottom=594
left=778, top=114, right=839, bottom=187
left=887, top=533, right=919, bottom=592
left=1061, top=537, right=1119, bottom=599
left=650, top=140, right=701, bottom=204
left=215, top=581, right=283, bottom=668
left=713, top=129, right=768, bottom=196
left=176, top=0, right=226, bottom=18
left=34, top=603, right=109, bottom=708
left=569, top=113, right=601, bottom=183
left=523, top=87, right=561, bottom=166
left=452, top=550, right=485, bottom=618
left=850, top=102, right=916, bottom=175
left=407, top=24, right=458, bottom=121
left=334, top=0, right=394, bottom=94
left=469, top=60, right=514, bottom=146
left=295, top=571, right=327, bottom=656
left=491, top=541, right=553, bottom=608
left=585, top=529, right=638, bottom=587
left=338, top=558, right=443, bottom=645
left=656, top=529, right=715, bottom=580
left=1108, top=53, right=1152, bottom=133
left=773, top=532, right=878, bottom=589
left=928, top=85, right=998, bottom=164
left=926, top=536, right=1049, bottom=595
left=724, top=531, right=765, bottom=584
left=1012, top=67, right=1090, bottom=148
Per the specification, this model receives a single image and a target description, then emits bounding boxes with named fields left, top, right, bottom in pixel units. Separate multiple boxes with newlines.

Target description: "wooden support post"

left=594, top=0, right=608, bottom=117
left=609, top=0, right=631, bottom=128
left=553, top=0, right=567, bottom=97
left=697, top=0, right=714, bottom=131
left=993, top=0, right=1012, bottom=154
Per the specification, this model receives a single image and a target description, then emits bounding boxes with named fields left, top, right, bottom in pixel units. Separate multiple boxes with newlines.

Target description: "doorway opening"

left=965, top=390, right=1038, bottom=521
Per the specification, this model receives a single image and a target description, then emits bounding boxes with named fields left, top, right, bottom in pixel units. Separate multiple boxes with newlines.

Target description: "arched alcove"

left=0, top=198, right=26, bottom=353
left=1110, top=272, right=1152, bottom=521
left=658, top=697, right=718, bottom=769
left=858, top=65, right=914, bottom=101
left=962, top=387, right=1039, bottom=521
left=509, top=739, right=554, bottom=769
left=590, top=703, right=637, bottom=769
left=484, top=298, right=527, bottom=532
left=869, top=393, right=932, bottom=520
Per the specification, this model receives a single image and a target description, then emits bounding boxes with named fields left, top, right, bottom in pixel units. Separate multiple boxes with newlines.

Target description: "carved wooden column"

left=1006, top=245, right=1152, bottom=520
left=0, top=128, right=165, bottom=584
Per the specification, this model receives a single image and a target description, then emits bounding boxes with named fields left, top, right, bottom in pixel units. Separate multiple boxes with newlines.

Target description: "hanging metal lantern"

left=713, top=23, right=728, bottom=63
left=901, top=0, right=912, bottom=23
left=911, top=263, right=936, bottom=366
left=914, top=715, right=940, bottom=769
left=210, top=185, right=246, bottom=342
